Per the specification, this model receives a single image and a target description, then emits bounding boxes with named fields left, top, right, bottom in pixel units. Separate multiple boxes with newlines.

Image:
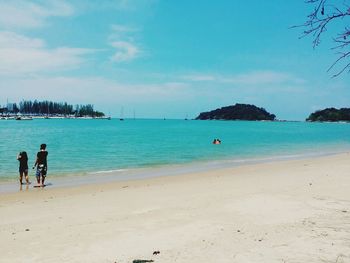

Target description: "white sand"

left=1, top=153, right=350, bottom=263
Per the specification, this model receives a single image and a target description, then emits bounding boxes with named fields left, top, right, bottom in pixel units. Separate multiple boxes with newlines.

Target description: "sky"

left=0, top=0, right=349, bottom=120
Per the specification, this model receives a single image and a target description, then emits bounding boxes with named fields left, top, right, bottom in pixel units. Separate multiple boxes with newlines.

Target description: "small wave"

left=89, top=169, right=128, bottom=174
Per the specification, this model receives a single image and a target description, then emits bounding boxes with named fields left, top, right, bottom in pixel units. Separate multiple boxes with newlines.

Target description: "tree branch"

left=293, top=0, right=350, bottom=77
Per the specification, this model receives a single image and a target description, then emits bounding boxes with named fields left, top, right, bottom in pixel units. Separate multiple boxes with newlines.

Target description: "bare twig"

left=294, top=0, right=350, bottom=77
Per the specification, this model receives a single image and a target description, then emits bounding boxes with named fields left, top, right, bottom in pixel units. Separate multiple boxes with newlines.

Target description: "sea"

left=1, top=118, right=350, bottom=184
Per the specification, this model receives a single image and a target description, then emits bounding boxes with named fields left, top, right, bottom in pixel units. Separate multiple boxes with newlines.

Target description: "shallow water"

left=1, top=119, right=349, bottom=181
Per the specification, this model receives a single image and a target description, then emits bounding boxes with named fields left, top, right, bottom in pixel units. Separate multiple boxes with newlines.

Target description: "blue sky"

left=0, top=0, right=349, bottom=120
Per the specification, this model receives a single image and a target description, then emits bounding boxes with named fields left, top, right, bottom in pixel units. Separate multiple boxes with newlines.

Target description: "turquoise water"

left=0, top=119, right=350, bottom=181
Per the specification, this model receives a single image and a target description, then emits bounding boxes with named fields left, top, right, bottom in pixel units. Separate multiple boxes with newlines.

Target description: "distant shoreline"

left=0, top=114, right=111, bottom=120
left=1, top=115, right=350, bottom=122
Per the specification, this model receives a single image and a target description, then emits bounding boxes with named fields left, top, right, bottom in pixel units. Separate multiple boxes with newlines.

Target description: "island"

left=195, top=103, right=276, bottom=121
left=306, top=108, right=350, bottom=122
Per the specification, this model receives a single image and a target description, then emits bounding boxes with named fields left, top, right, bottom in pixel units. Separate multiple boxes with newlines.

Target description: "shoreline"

left=1, top=149, right=348, bottom=194
left=1, top=152, right=349, bottom=262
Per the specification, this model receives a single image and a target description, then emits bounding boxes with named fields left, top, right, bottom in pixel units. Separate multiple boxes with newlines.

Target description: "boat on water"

left=16, top=116, right=33, bottom=121
left=0, top=116, right=15, bottom=120
left=120, top=107, right=124, bottom=121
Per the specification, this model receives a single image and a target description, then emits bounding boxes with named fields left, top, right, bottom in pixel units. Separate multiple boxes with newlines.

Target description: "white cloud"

left=103, top=0, right=157, bottom=11
left=182, top=70, right=305, bottom=85
left=0, top=76, right=192, bottom=106
left=0, top=31, right=44, bottom=48
left=111, top=24, right=139, bottom=34
left=108, top=23, right=142, bottom=63
left=1, top=73, right=333, bottom=120
left=71, top=0, right=156, bottom=13
left=0, top=31, right=94, bottom=75
left=221, top=71, right=304, bottom=85
left=0, top=0, right=74, bottom=29
left=0, top=75, right=195, bottom=118
left=182, top=74, right=216, bottom=81
left=110, top=41, right=140, bottom=62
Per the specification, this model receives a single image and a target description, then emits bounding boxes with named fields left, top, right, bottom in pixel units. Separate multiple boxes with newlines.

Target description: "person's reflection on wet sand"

left=19, top=183, right=29, bottom=191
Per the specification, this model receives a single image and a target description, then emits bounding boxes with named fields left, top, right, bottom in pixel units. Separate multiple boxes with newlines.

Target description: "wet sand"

left=0, top=153, right=349, bottom=262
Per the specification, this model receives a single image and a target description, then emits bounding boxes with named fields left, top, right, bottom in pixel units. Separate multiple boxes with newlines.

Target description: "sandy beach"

left=1, top=153, right=350, bottom=263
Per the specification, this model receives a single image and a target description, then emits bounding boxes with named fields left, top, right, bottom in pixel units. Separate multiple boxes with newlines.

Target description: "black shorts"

left=19, top=167, right=28, bottom=174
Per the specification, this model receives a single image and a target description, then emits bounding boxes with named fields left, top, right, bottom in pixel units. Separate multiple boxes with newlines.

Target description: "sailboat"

left=44, top=105, right=50, bottom=119
left=120, top=107, right=124, bottom=121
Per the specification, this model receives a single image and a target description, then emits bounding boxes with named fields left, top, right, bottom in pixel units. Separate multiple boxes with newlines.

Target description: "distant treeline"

left=1, top=100, right=105, bottom=117
left=196, top=103, right=276, bottom=121
left=307, top=108, right=350, bottom=122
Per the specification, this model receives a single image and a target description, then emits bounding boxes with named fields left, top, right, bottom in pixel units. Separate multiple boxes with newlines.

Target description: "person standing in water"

left=17, top=151, right=29, bottom=185
left=33, top=144, right=48, bottom=187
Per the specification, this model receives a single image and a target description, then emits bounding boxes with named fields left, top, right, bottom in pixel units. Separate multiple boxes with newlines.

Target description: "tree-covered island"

left=306, top=108, right=350, bottom=122
left=195, top=103, right=276, bottom=121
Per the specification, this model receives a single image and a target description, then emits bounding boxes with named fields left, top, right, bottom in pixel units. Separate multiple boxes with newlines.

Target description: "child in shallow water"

left=17, top=151, right=30, bottom=185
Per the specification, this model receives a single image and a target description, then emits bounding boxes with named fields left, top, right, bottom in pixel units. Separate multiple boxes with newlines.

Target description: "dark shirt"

left=37, top=151, right=48, bottom=167
left=18, top=155, right=28, bottom=169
